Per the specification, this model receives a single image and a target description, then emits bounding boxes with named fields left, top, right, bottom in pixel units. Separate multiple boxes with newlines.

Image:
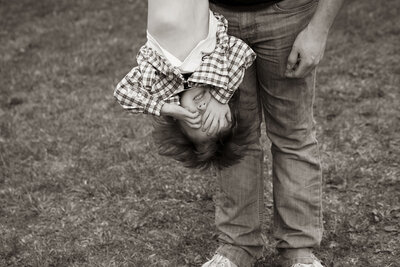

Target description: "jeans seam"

left=258, top=150, right=264, bottom=232
left=256, top=83, right=264, bottom=231
left=272, top=0, right=318, bottom=13
left=311, top=68, right=323, bottom=237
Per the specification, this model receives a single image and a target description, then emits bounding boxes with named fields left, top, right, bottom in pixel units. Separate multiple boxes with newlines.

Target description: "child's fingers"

left=188, top=111, right=200, bottom=119
left=207, top=119, right=219, bottom=136
left=202, top=111, right=212, bottom=131
left=226, top=109, right=232, bottom=123
left=186, top=121, right=202, bottom=129
left=218, top=117, right=228, bottom=132
left=181, top=107, right=199, bottom=119
left=203, top=115, right=214, bottom=133
left=186, top=115, right=202, bottom=125
left=202, top=109, right=211, bottom=128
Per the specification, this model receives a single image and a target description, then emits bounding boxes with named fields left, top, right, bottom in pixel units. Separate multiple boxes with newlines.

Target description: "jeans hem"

left=279, top=252, right=321, bottom=267
left=216, top=244, right=258, bottom=267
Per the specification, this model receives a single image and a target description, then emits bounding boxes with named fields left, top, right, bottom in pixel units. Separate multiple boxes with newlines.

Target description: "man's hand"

left=285, top=0, right=345, bottom=78
left=285, top=24, right=329, bottom=78
left=202, top=97, right=232, bottom=136
left=161, top=103, right=201, bottom=129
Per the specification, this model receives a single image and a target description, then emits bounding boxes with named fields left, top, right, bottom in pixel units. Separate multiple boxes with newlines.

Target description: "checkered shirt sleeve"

left=114, top=64, right=165, bottom=116
left=209, top=36, right=256, bottom=104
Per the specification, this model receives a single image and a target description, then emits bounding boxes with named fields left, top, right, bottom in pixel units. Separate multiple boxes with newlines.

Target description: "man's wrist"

left=307, top=22, right=329, bottom=36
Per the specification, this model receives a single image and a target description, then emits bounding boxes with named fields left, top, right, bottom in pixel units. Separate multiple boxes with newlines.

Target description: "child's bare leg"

left=147, top=0, right=209, bottom=61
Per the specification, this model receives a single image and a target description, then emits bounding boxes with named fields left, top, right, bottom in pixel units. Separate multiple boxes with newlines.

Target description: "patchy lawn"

left=0, top=0, right=399, bottom=266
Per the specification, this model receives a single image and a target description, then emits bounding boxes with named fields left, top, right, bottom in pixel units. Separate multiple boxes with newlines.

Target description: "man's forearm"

left=284, top=0, right=345, bottom=78
left=309, top=0, right=345, bottom=34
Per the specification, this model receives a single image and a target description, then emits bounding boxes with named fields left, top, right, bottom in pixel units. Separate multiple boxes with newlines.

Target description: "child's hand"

left=161, top=103, right=201, bottom=129
left=202, top=97, right=232, bottom=136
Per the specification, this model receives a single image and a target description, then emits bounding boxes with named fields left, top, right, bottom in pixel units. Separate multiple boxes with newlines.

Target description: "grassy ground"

left=0, top=0, right=399, bottom=266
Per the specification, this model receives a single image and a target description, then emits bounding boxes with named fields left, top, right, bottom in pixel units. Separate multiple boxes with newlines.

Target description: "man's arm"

left=285, top=0, right=345, bottom=78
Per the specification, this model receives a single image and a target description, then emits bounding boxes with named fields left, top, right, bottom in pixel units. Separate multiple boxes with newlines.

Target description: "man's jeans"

left=210, top=1, right=323, bottom=266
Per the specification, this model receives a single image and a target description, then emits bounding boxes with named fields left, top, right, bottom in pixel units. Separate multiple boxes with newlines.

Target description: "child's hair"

left=152, top=91, right=257, bottom=170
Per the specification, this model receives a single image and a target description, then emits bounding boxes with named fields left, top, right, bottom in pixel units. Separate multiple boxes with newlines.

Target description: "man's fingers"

left=286, top=46, right=299, bottom=71
left=285, top=52, right=316, bottom=78
left=285, top=46, right=302, bottom=78
left=292, top=58, right=316, bottom=78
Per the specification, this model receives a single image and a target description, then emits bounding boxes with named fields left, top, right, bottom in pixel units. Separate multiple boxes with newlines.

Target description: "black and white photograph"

left=0, top=0, right=399, bottom=266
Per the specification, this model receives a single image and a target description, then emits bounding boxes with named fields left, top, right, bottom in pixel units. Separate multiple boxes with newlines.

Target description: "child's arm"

left=114, top=66, right=165, bottom=116
left=209, top=35, right=256, bottom=105
left=161, top=103, right=202, bottom=129
left=202, top=36, right=256, bottom=134
left=115, top=66, right=201, bottom=128
left=201, top=97, right=232, bottom=136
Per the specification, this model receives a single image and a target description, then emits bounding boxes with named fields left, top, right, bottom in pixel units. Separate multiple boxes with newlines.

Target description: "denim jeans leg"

left=215, top=63, right=265, bottom=267
left=250, top=1, right=323, bottom=253
left=210, top=1, right=323, bottom=265
left=209, top=4, right=265, bottom=267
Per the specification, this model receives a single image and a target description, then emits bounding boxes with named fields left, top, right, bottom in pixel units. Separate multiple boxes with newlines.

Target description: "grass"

left=0, top=0, right=399, bottom=266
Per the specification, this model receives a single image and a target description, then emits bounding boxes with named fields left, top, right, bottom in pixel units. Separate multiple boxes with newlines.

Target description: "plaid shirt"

left=114, top=13, right=256, bottom=116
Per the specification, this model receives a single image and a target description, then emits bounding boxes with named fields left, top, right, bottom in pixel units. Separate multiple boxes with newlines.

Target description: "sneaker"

left=290, top=255, right=324, bottom=267
left=202, top=254, right=238, bottom=267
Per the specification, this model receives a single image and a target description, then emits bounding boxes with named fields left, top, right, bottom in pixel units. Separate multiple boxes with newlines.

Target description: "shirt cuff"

left=147, top=99, right=165, bottom=116
left=209, top=88, right=233, bottom=105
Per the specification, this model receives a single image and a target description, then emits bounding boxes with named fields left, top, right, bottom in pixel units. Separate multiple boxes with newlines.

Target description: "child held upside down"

left=114, top=0, right=256, bottom=169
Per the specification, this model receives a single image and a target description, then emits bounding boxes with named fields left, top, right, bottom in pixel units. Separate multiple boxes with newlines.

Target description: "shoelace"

left=293, top=264, right=313, bottom=267
left=212, top=255, right=233, bottom=267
